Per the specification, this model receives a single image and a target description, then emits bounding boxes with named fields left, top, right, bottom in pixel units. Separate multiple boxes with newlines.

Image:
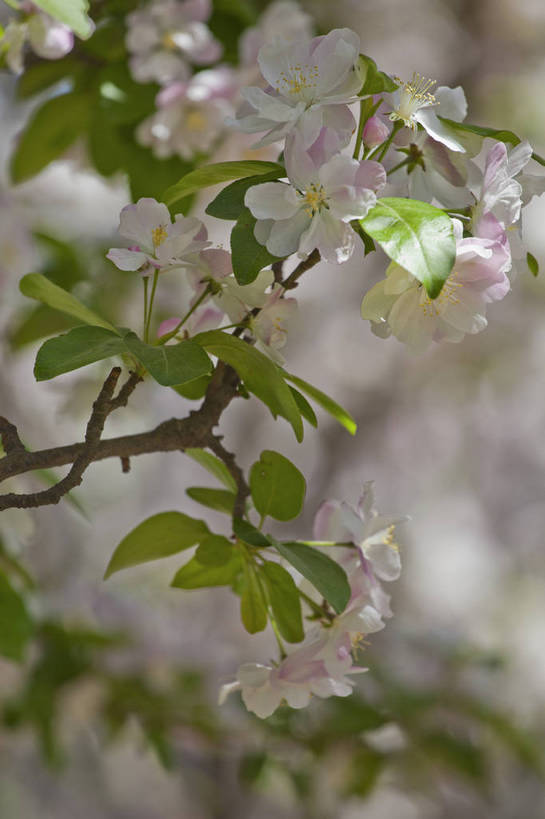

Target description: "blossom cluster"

left=0, top=1, right=76, bottom=73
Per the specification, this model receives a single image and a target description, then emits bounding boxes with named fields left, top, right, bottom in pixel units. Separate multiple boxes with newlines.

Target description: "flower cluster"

left=220, top=484, right=406, bottom=718
left=0, top=1, right=76, bottom=73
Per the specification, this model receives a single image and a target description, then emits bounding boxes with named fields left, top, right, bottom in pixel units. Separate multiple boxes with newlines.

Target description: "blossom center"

left=390, top=72, right=436, bottom=130
left=419, top=271, right=462, bottom=316
left=301, top=183, right=328, bottom=216
left=186, top=109, right=207, bottom=132
left=382, top=525, right=399, bottom=552
left=152, top=225, right=169, bottom=247
left=162, top=32, right=177, bottom=50
left=278, top=64, right=319, bottom=100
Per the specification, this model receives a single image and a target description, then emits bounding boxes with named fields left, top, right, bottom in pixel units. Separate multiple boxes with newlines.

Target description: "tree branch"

left=206, top=435, right=250, bottom=519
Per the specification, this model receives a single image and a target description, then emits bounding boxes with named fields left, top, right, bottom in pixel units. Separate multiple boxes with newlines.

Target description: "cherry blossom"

left=239, top=0, right=314, bottom=69
left=249, top=284, right=297, bottom=363
left=1, top=7, right=74, bottom=74
left=388, top=77, right=468, bottom=152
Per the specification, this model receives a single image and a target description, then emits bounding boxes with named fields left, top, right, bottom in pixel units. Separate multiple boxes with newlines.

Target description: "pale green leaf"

left=283, top=371, right=357, bottom=435
left=20, top=273, right=117, bottom=332
left=34, top=325, right=125, bottom=380
left=0, top=571, right=34, bottom=661
left=241, top=560, right=267, bottom=634
left=31, top=0, right=93, bottom=38
left=171, top=551, right=242, bottom=589
left=262, top=561, right=304, bottom=643
left=184, top=448, right=237, bottom=491
left=162, top=161, right=285, bottom=207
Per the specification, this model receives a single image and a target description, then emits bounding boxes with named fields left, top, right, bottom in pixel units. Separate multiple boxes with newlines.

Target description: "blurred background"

left=1, top=0, right=545, bottom=816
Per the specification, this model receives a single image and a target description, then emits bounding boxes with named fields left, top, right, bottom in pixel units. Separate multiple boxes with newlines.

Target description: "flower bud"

left=363, top=115, right=390, bottom=148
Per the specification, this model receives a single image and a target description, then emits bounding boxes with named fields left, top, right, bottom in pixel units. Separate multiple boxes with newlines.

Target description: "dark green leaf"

left=104, top=511, right=209, bottom=578
left=262, top=562, right=304, bottom=643
left=250, top=450, right=306, bottom=522
left=34, top=326, right=125, bottom=380
left=289, top=386, right=317, bottom=427
left=171, top=551, right=242, bottom=589
left=172, top=374, right=211, bottom=400
left=162, top=161, right=285, bottom=207
left=282, top=371, right=357, bottom=435
left=233, top=518, right=271, bottom=548
left=345, top=748, right=385, bottom=797
left=273, top=541, right=350, bottom=614
left=230, top=207, right=282, bottom=285
left=195, top=534, right=233, bottom=566
left=186, top=487, right=236, bottom=515
left=206, top=171, right=285, bottom=220
left=360, top=197, right=456, bottom=298
left=183, top=448, right=237, bottom=491
left=527, top=251, right=539, bottom=277
left=194, top=331, right=303, bottom=441
left=19, top=273, right=117, bottom=331
left=10, top=93, right=91, bottom=183
left=16, top=57, right=83, bottom=99
left=0, top=571, right=34, bottom=661
left=241, top=560, right=267, bottom=634
left=358, top=54, right=397, bottom=95
left=122, top=332, right=212, bottom=387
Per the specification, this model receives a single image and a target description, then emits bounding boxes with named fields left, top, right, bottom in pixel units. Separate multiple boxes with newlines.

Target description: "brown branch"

left=0, top=417, right=25, bottom=454
left=282, top=249, right=321, bottom=291
left=206, top=435, right=250, bottom=519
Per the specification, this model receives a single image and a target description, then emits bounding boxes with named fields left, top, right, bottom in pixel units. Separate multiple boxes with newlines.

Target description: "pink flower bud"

left=363, top=115, right=390, bottom=148
left=157, top=317, right=181, bottom=338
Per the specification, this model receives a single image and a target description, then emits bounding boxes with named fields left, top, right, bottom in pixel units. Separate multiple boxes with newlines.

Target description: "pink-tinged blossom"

left=156, top=305, right=222, bottom=339
left=137, top=68, right=236, bottom=160
left=1, top=10, right=74, bottom=74
left=126, top=0, right=222, bottom=86
left=245, top=129, right=386, bottom=263
left=229, top=28, right=361, bottom=149
left=250, top=284, right=297, bottom=363
left=362, top=114, right=390, bottom=149
left=219, top=627, right=364, bottom=719
left=408, top=135, right=476, bottom=210
left=361, top=219, right=511, bottom=351
left=239, top=1, right=314, bottom=68
left=107, top=198, right=210, bottom=275
left=387, top=76, right=467, bottom=152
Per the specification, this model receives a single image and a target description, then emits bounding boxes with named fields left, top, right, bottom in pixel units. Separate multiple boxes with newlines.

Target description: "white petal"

left=266, top=209, right=311, bottom=257
left=106, top=248, right=148, bottom=271
left=415, top=109, right=466, bottom=152
left=245, top=182, right=300, bottom=220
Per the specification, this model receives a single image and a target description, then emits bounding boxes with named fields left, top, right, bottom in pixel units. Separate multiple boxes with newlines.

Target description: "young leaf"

left=273, top=541, right=350, bottom=614
left=241, top=560, right=268, bottom=634
left=233, top=518, right=271, bottom=548
left=230, top=207, right=282, bottom=285
left=262, top=562, right=304, bottom=643
left=194, top=330, right=304, bottom=441
left=34, top=325, right=126, bottom=380
left=249, top=450, right=306, bottom=522
left=184, top=448, right=237, bottom=491
left=104, top=512, right=209, bottom=578
left=283, top=371, right=357, bottom=435
left=527, top=252, right=539, bottom=277
left=162, top=161, right=285, bottom=207
left=360, top=197, right=456, bottom=299
left=20, top=273, right=117, bottom=332
left=438, top=117, right=545, bottom=167
left=171, top=551, right=242, bottom=589
left=10, top=92, right=91, bottom=183
left=0, top=571, right=34, bottom=662
left=195, top=534, right=233, bottom=566
left=289, top=386, right=317, bottom=427
left=31, top=0, right=93, bottom=38
left=122, top=332, right=212, bottom=386
left=358, top=54, right=397, bottom=95
left=206, top=171, right=286, bottom=220
left=186, top=487, right=236, bottom=515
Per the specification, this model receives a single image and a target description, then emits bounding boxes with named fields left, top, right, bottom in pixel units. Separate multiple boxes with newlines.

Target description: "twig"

left=0, top=417, right=26, bottom=454
left=282, top=249, right=321, bottom=291
left=206, top=435, right=250, bottom=519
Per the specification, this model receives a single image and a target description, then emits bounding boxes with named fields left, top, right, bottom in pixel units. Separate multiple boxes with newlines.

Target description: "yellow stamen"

left=382, top=525, right=399, bottom=552
left=152, top=225, right=169, bottom=247
left=186, top=109, right=207, bottom=132
left=301, top=183, right=328, bottom=216
left=277, top=63, right=319, bottom=97
left=390, top=72, right=437, bottom=130
left=419, top=271, right=462, bottom=317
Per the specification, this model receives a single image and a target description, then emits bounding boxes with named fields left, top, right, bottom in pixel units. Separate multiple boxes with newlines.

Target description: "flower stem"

left=144, top=269, right=159, bottom=344
left=387, top=157, right=411, bottom=176
left=353, top=97, right=382, bottom=160
left=368, top=121, right=403, bottom=163
left=155, top=285, right=211, bottom=346
left=142, top=276, right=149, bottom=340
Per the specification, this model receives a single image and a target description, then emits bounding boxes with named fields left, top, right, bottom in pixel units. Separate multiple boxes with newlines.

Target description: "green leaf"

left=184, top=448, right=237, bottom=491
left=172, top=374, right=211, bottom=400
left=104, top=511, right=209, bottom=578
left=19, top=273, right=117, bottom=332
left=31, top=0, right=93, bottom=38
left=527, top=251, right=539, bottom=277
left=262, top=562, right=304, bottom=643
left=273, top=541, right=350, bottom=614
left=358, top=54, right=397, bottom=95
left=34, top=326, right=125, bottom=380
left=250, top=450, right=306, bottom=522
left=162, top=161, right=285, bottom=208
left=230, top=207, right=282, bottom=285
left=10, top=93, right=91, bottom=183
left=241, top=560, right=267, bottom=634
left=206, top=171, right=285, bottom=220
left=194, top=331, right=303, bottom=441
left=420, top=731, right=488, bottom=783
left=171, top=552, right=242, bottom=589
left=195, top=534, right=233, bottom=566
left=283, top=372, right=357, bottom=435
left=122, top=332, right=212, bottom=387
left=186, top=487, right=236, bottom=515
left=233, top=518, right=271, bottom=548
left=360, top=197, right=456, bottom=298
left=289, top=386, right=317, bottom=427
left=0, top=571, right=34, bottom=662
left=438, top=117, right=545, bottom=167
left=16, top=57, right=83, bottom=99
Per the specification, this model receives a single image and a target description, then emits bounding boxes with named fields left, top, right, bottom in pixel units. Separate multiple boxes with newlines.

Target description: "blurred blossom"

left=0, top=193, right=38, bottom=286
left=126, top=0, right=222, bottom=86
left=249, top=283, right=298, bottom=363
left=0, top=4, right=74, bottom=74
left=239, top=0, right=314, bottom=68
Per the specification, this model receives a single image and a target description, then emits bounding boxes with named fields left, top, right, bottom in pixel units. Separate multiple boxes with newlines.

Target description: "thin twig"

left=207, top=435, right=250, bottom=519
left=282, top=249, right=321, bottom=291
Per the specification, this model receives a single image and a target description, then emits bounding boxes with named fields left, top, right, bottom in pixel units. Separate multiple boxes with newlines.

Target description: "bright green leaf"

left=32, top=0, right=93, bottom=38
left=283, top=371, right=357, bottom=435
left=171, top=551, right=242, bottom=589
left=122, top=332, right=212, bottom=387
left=104, top=511, right=209, bottom=578
left=262, top=561, right=304, bottom=643
left=194, top=331, right=303, bottom=441
left=162, top=161, right=285, bottom=207
left=19, top=273, right=117, bottom=332
left=250, top=450, right=306, bottom=522
left=196, top=534, right=233, bottom=566
left=360, top=197, right=456, bottom=298
left=10, top=93, right=91, bottom=183
left=273, top=541, right=350, bottom=614
left=233, top=518, right=271, bottom=548
left=206, top=171, right=285, bottom=221
left=289, top=386, right=317, bottom=427
left=186, top=487, right=236, bottom=515
left=184, top=448, right=237, bottom=491
left=358, top=54, right=397, bottom=95
left=527, top=252, right=539, bottom=277
left=0, top=571, right=34, bottom=662
left=34, top=325, right=126, bottom=381
left=241, top=560, right=267, bottom=634
left=230, top=207, right=282, bottom=285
